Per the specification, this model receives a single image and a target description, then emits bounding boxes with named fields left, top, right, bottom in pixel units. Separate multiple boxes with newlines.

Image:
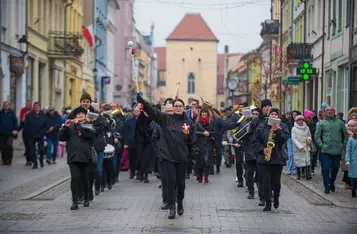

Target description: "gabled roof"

left=167, top=13, right=218, bottom=42
left=154, top=47, right=166, bottom=71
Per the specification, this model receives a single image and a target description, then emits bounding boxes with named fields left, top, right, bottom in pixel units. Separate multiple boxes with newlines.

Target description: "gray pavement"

left=0, top=159, right=356, bottom=234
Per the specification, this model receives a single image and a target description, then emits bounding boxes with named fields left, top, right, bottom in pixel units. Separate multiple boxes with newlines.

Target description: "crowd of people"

left=1, top=93, right=357, bottom=218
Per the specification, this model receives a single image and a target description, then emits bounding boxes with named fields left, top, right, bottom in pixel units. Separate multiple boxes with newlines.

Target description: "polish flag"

left=83, top=25, right=94, bottom=47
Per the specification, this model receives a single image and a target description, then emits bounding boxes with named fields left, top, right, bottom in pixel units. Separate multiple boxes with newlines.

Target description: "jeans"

left=46, top=138, right=59, bottom=161
left=95, top=150, right=104, bottom=190
left=287, top=137, right=296, bottom=174
left=29, top=137, right=45, bottom=166
left=321, top=153, right=341, bottom=190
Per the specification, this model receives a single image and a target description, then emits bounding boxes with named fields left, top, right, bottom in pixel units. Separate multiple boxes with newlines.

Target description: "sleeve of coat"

left=58, top=126, right=70, bottom=142
left=341, top=123, right=349, bottom=145
left=123, top=120, right=129, bottom=146
left=188, top=124, right=199, bottom=161
left=226, top=114, right=239, bottom=130
left=314, top=122, right=323, bottom=149
left=291, top=127, right=304, bottom=150
left=141, top=99, right=165, bottom=125
left=345, top=138, right=352, bottom=163
left=274, top=124, right=289, bottom=146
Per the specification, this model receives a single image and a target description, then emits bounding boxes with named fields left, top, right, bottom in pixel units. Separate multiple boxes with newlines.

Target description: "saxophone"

left=265, top=126, right=276, bottom=161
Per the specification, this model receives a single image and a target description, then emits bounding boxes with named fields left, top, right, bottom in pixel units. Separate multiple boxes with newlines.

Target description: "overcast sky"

left=134, top=0, right=271, bottom=54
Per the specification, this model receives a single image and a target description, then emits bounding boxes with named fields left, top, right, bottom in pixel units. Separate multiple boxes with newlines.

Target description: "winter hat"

left=268, top=108, right=280, bottom=117
left=252, top=107, right=262, bottom=115
left=69, top=106, right=88, bottom=119
left=321, top=102, right=328, bottom=110
left=303, top=109, right=313, bottom=119
left=295, top=115, right=305, bottom=121
left=164, top=98, right=173, bottom=105
left=225, top=105, right=233, bottom=111
left=261, top=99, right=272, bottom=109
left=80, top=92, right=92, bottom=103
left=233, top=105, right=239, bottom=111
left=348, top=107, right=357, bottom=119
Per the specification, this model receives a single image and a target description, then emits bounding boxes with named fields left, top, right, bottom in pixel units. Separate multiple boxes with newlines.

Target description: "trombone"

left=232, top=119, right=252, bottom=142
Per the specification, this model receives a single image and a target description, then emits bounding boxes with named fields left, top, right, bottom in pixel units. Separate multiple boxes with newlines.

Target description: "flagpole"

left=128, top=41, right=139, bottom=94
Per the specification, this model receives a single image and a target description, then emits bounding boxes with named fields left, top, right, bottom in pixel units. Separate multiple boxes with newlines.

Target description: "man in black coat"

left=0, top=101, right=18, bottom=165
left=45, top=106, right=62, bottom=164
left=26, top=102, right=47, bottom=169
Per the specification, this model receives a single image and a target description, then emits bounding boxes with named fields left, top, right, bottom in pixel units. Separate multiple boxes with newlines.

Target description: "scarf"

left=199, top=116, right=209, bottom=126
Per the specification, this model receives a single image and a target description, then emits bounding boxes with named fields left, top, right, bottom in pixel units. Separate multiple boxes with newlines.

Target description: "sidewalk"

left=0, top=149, right=70, bottom=200
left=283, top=165, right=357, bottom=208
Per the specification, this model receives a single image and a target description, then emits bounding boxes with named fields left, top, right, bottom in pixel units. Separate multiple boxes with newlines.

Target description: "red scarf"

left=199, top=116, right=209, bottom=126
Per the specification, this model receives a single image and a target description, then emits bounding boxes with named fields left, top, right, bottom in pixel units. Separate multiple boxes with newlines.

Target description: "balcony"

left=260, top=20, right=279, bottom=40
left=287, top=43, right=313, bottom=60
left=48, top=31, right=84, bottom=60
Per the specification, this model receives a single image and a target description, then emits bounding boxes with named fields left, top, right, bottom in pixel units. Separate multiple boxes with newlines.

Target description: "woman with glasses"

left=137, top=94, right=198, bottom=220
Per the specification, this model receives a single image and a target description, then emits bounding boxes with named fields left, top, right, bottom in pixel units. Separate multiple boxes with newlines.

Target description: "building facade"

left=0, top=0, right=27, bottom=115
left=164, top=13, right=218, bottom=106
left=113, top=0, right=134, bottom=108
left=351, top=0, right=357, bottom=107
left=154, top=47, right=166, bottom=104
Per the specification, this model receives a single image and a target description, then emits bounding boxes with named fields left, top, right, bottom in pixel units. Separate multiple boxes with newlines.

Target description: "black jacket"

left=236, top=118, right=256, bottom=161
left=45, top=112, right=62, bottom=140
left=196, top=121, right=215, bottom=151
left=141, top=100, right=198, bottom=163
left=58, top=123, right=96, bottom=164
left=253, top=121, right=289, bottom=165
left=226, top=113, right=241, bottom=130
left=25, top=111, right=47, bottom=139
left=212, top=116, right=225, bottom=147
left=286, top=118, right=294, bottom=136
left=135, top=112, right=153, bottom=145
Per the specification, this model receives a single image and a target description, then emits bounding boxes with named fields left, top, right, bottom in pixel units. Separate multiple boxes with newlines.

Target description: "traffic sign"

left=287, top=76, right=301, bottom=85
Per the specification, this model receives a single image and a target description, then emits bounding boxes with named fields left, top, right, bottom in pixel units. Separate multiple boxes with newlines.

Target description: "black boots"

left=306, top=166, right=312, bottom=180
left=297, top=167, right=301, bottom=180
left=273, top=196, right=279, bottom=209
left=177, top=200, right=184, bottom=216
left=352, top=191, right=356, bottom=197
left=71, top=199, right=79, bottom=210
left=216, top=167, right=220, bottom=174
left=263, top=202, right=271, bottom=212
left=83, top=200, right=89, bottom=207
left=247, top=192, right=254, bottom=199
left=237, top=181, right=244, bottom=187
left=161, top=203, right=170, bottom=210
left=143, top=173, right=149, bottom=183
left=258, top=199, right=265, bottom=206
left=168, top=205, right=176, bottom=219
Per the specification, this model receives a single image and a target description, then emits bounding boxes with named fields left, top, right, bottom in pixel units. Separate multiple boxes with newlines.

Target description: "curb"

left=282, top=171, right=357, bottom=209
left=21, top=176, right=71, bottom=200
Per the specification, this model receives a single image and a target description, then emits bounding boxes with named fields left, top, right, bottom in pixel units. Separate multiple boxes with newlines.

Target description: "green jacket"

left=314, top=116, right=348, bottom=155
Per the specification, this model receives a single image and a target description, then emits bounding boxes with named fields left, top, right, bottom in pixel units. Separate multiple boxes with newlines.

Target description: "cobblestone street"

left=0, top=156, right=356, bottom=234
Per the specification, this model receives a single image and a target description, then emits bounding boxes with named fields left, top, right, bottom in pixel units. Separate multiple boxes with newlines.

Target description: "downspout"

left=63, top=0, right=74, bottom=107
left=348, top=0, right=354, bottom=108
left=25, top=0, right=29, bottom=100
left=321, top=0, right=325, bottom=104
left=303, top=0, right=306, bottom=110
left=280, top=0, right=284, bottom=111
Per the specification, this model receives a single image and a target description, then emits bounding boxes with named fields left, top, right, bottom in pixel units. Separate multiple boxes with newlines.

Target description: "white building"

left=0, top=0, right=27, bottom=115
left=305, top=0, right=324, bottom=110
left=106, top=0, right=119, bottom=102
left=323, top=0, right=350, bottom=117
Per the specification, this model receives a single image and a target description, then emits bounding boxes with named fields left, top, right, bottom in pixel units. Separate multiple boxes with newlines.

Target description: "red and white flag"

left=83, top=25, right=94, bottom=47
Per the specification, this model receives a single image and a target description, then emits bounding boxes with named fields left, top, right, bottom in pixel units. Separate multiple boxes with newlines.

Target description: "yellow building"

left=64, top=0, right=84, bottom=107
left=27, top=0, right=87, bottom=110
left=164, top=13, right=218, bottom=106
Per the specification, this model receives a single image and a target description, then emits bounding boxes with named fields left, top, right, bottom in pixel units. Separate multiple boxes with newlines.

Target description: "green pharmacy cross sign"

left=296, top=62, right=317, bottom=80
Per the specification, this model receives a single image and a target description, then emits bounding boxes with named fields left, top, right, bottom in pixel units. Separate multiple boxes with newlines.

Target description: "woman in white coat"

left=291, top=115, right=312, bottom=180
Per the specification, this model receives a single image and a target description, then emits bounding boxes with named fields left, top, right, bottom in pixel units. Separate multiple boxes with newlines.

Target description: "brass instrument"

left=265, top=125, right=276, bottom=161
left=232, top=107, right=252, bottom=135
left=103, top=110, right=117, bottom=129
left=232, top=119, right=252, bottom=141
left=112, top=108, right=122, bottom=117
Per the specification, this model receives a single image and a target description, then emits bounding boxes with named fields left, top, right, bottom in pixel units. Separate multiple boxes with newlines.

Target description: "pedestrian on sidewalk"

left=59, top=107, right=96, bottom=210
left=285, top=110, right=300, bottom=175
left=17, top=107, right=33, bottom=166
left=26, top=102, right=47, bottom=169
left=45, top=106, right=62, bottom=165
left=315, top=105, right=348, bottom=194
left=0, top=101, right=18, bottom=165
left=137, top=94, right=198, bottom=219
left=344, top=119, right=357, bottom=197
left=291, top=115, right=312, bottom=180
left=304, top=109, right=318, bottom=175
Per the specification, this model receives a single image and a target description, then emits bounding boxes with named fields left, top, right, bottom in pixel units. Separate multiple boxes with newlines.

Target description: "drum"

left=104, top=144, right=115, bottom=159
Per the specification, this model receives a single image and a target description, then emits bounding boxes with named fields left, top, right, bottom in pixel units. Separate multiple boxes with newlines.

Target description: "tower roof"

left=167, top=13, right=218, bottom=42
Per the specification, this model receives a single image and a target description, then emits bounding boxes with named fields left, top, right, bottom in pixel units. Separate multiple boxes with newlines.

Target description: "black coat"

left=25, top=111, right=47, bottom=139
left=135, top=112, right=153, bottom=145
left=253, top=121, right=289, bottom=165
left=196, top=121, right=215, bottom=151
left=235, top=118, right=256, bottom=161
left=286, top=118, right=294, bottom=136
left=45, top=112, right=62, bottom=140
left=58, top=123, right=95, bottom=164
left=212, top=116, right=225, bottom=147
left=141, top=100, right=198, bottom=163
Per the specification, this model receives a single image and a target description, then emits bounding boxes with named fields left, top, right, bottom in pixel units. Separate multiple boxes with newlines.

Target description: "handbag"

left=281, top=142, right=288, bottom=161
left=309, top=140, right=317, bottom=153
left=91, top=147, right=98, bottom=164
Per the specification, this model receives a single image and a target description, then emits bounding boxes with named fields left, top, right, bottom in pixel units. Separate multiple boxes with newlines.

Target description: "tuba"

left=112, top=108, right=122, bottom=117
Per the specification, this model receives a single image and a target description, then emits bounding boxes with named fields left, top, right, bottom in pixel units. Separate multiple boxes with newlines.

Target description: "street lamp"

left=17, top=35, right=28, bottom=56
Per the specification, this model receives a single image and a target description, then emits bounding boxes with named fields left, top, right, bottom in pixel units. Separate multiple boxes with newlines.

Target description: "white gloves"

left=346, top=161, right=350, bottom=166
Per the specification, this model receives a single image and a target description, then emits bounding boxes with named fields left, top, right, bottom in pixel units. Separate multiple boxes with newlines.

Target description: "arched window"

left=188, top=72, right=195, bottom=93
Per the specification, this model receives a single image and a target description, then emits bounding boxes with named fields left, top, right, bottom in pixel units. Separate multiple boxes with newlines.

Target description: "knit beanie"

left=80, top=92, right=92, bottom=103
left=261, top=99, right=272, bottom=109
left=69, top=106, right=88, bottom=119
left=252, top=107, right=262, bottom=115
left=268, top=108, right=280, bottom=117
left=225, top=105, right=233, bottom=111
left=295, top=115, right=305, bottom=121
left=303, top=109, right=313, bottom=119
left=321, top=102, right=328, bottom=110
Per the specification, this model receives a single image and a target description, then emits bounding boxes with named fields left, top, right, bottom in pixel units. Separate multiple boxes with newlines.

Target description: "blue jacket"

left=45, top=111, right=62, bottom=140
left=123, top=116, right=137, bottom=148
left=345, top=137, right=357, bottom=178
left=0, top=109, right=18, bottom=135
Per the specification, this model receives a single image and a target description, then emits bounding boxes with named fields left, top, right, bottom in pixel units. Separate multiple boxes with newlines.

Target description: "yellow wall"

left=165, top=41, right=217, bottom=106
